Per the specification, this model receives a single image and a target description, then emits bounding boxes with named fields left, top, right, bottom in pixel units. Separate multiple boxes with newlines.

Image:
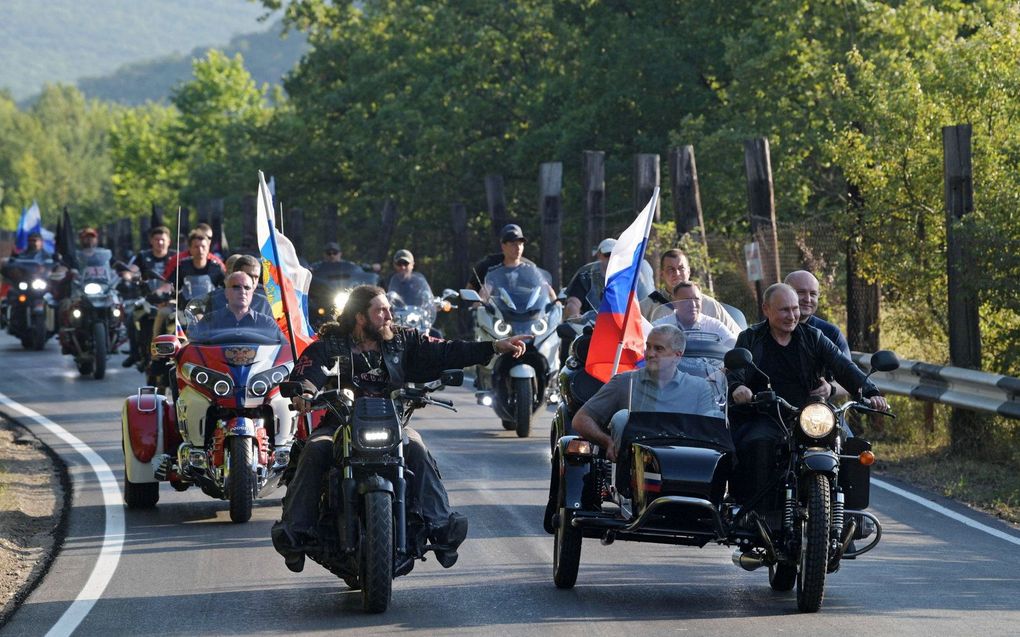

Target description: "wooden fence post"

left=375, top=199, right=398, bottom=265
left=451, top=202, right=473, bottom=338
left=286, top=207, right=303, bottom=255
left=322, top=203, right=339, bottom=254
left=240, top=196, right=257, bottom=252
left=582, top=150, right=606, bottom=262
left=139, top=214, right=151, bottom=249
left=743, top=138, right=781, bottom=310
left=669, top=145, right=714, bottom=294
left=485, top=175, right=508, bottom=240
left=845, top=182, right=880, bottom=353
left=539, top=162, right=563, bottom=289
left=943, top=123, right=984, bottom=454
left=117, top=217, right=134, bottom=259
left=634, top=153, right=661, bottom=282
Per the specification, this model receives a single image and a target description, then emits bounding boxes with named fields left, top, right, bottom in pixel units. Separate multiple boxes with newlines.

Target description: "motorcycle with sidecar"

left=278, top=369, right=464, bottom=613
left=121, top=320, right=296, bottom=522
left=546, top=346, right=899, bottom=613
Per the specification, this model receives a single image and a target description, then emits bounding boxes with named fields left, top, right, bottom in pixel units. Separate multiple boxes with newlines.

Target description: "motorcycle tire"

left=796, top=473, right=831, bottom=612
left=227, top=437, right=256, bottom=523
left=29, top=315, right=46, bottom=351
left=513, top=377, right=533, bottom=438
left=769, top=562, right=797, bottom=591
left=92, top=322, right=108, bottom=380
left=501, top=419, right=516, bottom=431
left=360, top=491, right=393, bottom=613
left=553, top=479, right=582, bottom=588
left=76, top=358, right=94, bottom=376
left=124, top=478, right=159, bottom=509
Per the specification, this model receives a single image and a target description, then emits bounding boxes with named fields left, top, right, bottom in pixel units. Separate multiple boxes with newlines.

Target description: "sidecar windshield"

left=484, top=264, right=551, bottom=316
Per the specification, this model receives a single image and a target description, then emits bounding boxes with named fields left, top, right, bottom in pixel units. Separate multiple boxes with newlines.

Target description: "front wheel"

left=769, top=562, right=797, bottom=591
left=92, top=321, right=108, bottom=380
left=553, top=481, right=582, bottom=588
left=796, top=474, right=831, bottom=612
left=227, top=436, right=256, bottom=523
left=512, top=377, right=533, bottom=438
left=29, top=314, right=46, bottom=350
left=360, top=491, right=393, bottom=613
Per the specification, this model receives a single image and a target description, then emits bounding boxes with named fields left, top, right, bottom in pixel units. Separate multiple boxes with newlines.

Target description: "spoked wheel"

left=553, top=481, right=582, bottom=588
left=769, top=562, right=797, bottom=591
left=92, top=322, right=108, bottom=380
left=512, top=377, right=533, bottom=438
left=360, top=491, right=393, bottom=613
left=796, top=473, right=831, bottom=612
left=227, top=436, right=256, bottom=523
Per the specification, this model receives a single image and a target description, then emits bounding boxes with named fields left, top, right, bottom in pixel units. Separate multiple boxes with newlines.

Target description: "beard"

left=365, top=321, right=394, bottom=342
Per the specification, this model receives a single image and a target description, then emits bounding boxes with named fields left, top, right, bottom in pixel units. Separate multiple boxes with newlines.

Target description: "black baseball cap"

left=500, top=224, right=526, bottom=243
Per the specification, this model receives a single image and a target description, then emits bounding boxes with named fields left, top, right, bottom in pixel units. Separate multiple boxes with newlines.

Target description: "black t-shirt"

left=759, top=329, right=810, bottom=408
left=168, top=260, right=226, bottom=289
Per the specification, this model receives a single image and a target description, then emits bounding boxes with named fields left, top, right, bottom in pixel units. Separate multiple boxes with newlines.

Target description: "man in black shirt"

left=122, top=226, right=177, bottom=367
left=166, top=230, right=226, bottom=295
left=727, top=283, right=887, bottom=504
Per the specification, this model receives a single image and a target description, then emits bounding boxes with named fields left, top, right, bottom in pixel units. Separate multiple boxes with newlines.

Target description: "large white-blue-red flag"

left=584, top=188, right=659, bottom=383
left=256, top=171, right=316, bottom=359
left=14, top=201, right=55, bottom=253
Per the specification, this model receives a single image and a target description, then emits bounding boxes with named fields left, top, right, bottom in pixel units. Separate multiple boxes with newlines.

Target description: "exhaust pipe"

left=732, top=548, right=765, bottom=572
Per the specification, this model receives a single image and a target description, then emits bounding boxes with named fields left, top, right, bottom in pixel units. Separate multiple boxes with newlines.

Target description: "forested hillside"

left=0, top=0, right=272, bottom=101
left=76, top=21, right=307, bottom=105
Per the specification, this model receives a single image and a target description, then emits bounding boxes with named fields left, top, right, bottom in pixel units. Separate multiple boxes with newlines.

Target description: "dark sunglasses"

left=395, top=260, right=411, bottom=266
left=229, top=284, right=254, bottom=291
left=325, top=250, right=340, bottom=255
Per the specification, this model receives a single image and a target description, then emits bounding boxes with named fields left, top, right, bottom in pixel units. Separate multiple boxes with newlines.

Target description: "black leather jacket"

left=292, top=326, right=494, bottom=396
left=727, top=321, right=879, bottom=407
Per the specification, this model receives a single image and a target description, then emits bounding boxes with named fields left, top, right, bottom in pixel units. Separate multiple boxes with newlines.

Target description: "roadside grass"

left=863, top=397, right=1020, bottom=525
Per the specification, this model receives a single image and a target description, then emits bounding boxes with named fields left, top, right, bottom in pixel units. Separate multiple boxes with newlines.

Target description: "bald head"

left=784, top=270, right=819, bottom=322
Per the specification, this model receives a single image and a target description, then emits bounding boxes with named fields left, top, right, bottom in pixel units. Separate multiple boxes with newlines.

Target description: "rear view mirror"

left=870, top=350, right=899, bottom=373
left=441, top=369, right=464, bottom=387
left=724, top=348, right=753, bottom=370
left=150, top=334, right=180, bottom=359
left=459, top=288, right=482, bottom=303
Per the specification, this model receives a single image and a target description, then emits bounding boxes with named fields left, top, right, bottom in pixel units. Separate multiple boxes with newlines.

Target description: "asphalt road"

left=1, top=331, right=1019, bottom=636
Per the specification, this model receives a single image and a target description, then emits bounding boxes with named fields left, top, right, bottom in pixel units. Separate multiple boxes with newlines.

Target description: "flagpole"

left=259, top=173, right=300, bottom=364
left=610, top=187, right=659, bottom=377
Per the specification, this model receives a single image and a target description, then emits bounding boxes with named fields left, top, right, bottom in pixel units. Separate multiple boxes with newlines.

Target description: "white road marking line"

left=873, top=477, right=1020, bottom=547
left=0, top=390, right=124, bottom=637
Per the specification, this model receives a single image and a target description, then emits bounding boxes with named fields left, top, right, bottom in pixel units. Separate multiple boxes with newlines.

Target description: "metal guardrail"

left=852, top=352, right=1020, bottom=419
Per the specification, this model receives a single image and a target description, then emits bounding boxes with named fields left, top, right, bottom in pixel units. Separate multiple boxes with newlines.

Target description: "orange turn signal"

left=565, top=439, right=593, bottom=456
left=17, top=294, right=27, bottom=302
left=859, top=450, right=876, bottom=466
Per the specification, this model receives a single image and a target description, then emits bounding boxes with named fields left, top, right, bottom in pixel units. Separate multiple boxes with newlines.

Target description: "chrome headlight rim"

left=530, top=318, right=549, bottom=336
left=493, top=319, right=512, bottom=337
left=799, top=402, right=836, bottom=439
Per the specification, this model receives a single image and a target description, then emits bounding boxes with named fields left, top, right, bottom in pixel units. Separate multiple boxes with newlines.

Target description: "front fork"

left=335, top=427, right=407, bottom=560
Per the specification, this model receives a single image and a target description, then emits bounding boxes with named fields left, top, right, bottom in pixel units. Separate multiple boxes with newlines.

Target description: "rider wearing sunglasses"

left=187, top=271, right=280, bottom=340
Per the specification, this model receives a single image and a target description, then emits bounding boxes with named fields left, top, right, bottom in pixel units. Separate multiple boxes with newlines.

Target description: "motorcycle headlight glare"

left=112, top=307, right=122, bottom=318
left=71, top=308, right=82, bottom=319
left=83, top=282, right=104, bottom=295
left=333, top=291, right=351, bottom=313
left=494, top=319, right=511, bottom=337
left=799, top=403, right=836, bottom=439
left=17, top=282, right=28, bottom=290
left=361, top=429, right=391, bottom=444
left=30, top=279, right=46, bottom=291
left=405, top=311, right=421, bottom=326
left=530, top=318, right=548, bottom=336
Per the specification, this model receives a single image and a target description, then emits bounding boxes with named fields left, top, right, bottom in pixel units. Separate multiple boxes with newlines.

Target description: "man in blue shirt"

left=784, top=270, right=851, bottom=358
left=188, top=271, right=280, bottom=342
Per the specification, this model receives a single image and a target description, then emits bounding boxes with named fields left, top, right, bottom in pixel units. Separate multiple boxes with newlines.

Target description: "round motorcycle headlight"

left=531, top=318, right=548, bottom=336
left=799, top=403, right=836, bottom=438
left=494, top=319, right=512, bottom=337
left=112, top=307, right=122, bottom=318
left=213, top=380, right=231, bottom=396
left=195, top=371, right=209, bottom=385
left=83, top=282, right=104, bottom=295
left=31, top=279, right=47, bottom=291
left=250, top=380, right=269, bottom=397
left=405, top=311, right=421, bottom=326
left=333, top=291, right=351, bottom=313
left=17, top=282, right=28, bottom=291
left=71, top=308, right=82, bottom=319
left=271, top=371, right=285, bottom=384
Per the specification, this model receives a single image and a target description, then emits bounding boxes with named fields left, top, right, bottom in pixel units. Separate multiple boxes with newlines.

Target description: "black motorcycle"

left=280, top=369, right=463, bottom=613
left=308, top=261, right=381, bottom=328
left=547, top=346, right=898, bottom=613
left=61, top=249, right=123, bottom=379
left=1, top=255, right=56, bottom=350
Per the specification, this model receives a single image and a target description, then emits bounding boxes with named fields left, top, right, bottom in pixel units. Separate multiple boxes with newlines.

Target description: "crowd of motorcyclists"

left=1, top=216, right=891, bottom=595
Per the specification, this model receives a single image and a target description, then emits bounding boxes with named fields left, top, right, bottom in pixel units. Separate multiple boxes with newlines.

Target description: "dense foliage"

left=3, top=0, right=1020, bottom=382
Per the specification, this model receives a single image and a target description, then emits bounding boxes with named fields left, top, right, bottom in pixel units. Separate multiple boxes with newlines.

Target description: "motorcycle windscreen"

left=484, top=264, right=551, bottom=315
left=185, top=316, right=285, bottom=346
left=387, top=272, right=437, bottom=326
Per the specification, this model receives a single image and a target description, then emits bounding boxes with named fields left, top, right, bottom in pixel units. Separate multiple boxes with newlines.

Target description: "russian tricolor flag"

left=256, top=171, right=316, bottom=358
left=585, top=188, right=658, bottom=383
